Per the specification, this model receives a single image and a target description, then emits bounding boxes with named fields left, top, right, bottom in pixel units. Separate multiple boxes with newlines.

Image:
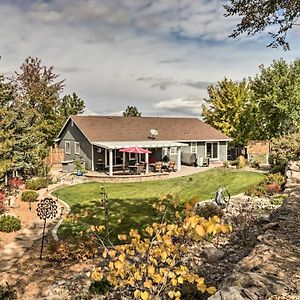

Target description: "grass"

left=53, top=168, right=264, bottom=242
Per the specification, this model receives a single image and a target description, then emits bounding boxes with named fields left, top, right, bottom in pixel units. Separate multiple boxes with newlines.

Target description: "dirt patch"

left=0, top=196, right=40, bottom=249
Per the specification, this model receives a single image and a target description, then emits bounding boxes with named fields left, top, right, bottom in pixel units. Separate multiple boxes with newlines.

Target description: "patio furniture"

left=166, top=160, right=176, bottom=172
left=136, top=163, right=146, bottom=175
left=202, top=157, right=210, bottom=167
left=154, top=161, right=163, bottom=173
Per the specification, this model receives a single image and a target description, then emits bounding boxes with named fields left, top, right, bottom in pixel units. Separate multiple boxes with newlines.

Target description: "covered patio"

left=91, top=141, right=187, bottom=176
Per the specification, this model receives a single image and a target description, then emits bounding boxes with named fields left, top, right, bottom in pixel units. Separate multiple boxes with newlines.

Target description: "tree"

left=123, top=106, right=142, bottom=117
left=57, top=92, right=85, bottom=130
left=0, top=74, right=16, bottom=179
left=224, top=0, right=300, bottom=50
left=202, top=78, right=249, bottom=146
left=247, top=59, right=300, bottom=140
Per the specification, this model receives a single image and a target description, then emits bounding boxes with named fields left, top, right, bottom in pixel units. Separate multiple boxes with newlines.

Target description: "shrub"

left=269, top=133, right=300, bottom=172
left=0, top=215, right=21, bottom=232
left=0, top=192, right=6, bottom=214
left=245, top=173, right=285, bottom=197
left=246, top=184, right=267, bottom=197
left=25, top=177, right=48, bottom=190
left=195, top=202, right=223, bottom=219
left=21, top=190, right=38, bottom=202
left=266, top=182, right=281, bottom=195
left=236, top=155, right=247, bottom=169
left=89, top=279, right=111, bottom=295
left=8, top=178, right=24, bottom=189
left=264, top=173, right=285, bottom=187
left=0, top=282, right=16, bottom=300
left=89, top=197, right=232, bottom=299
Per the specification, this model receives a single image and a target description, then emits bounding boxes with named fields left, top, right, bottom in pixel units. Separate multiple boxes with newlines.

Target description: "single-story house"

left=56, top=115, right=231, bottom=176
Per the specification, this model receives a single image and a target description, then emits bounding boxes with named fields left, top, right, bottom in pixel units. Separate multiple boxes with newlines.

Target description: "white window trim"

left=191, top=142, right=197, bottom=154
left=65, top=141, right=71, bottom=154
left=205, top=142, right=219, bottom=160
left=170, top=147, right=177, bottom=155
left=75, top=142, right=80, bottom=155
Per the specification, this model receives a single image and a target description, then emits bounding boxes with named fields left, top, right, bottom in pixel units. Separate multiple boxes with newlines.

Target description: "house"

left=56, top=115, right=231, bottom=176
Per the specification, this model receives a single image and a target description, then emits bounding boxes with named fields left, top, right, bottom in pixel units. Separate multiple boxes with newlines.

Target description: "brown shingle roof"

left=69, top=115, right=231, bottom=142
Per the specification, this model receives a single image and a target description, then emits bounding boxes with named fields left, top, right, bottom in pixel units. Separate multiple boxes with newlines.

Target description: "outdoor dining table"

left=128, top=165, right=138, bottom=175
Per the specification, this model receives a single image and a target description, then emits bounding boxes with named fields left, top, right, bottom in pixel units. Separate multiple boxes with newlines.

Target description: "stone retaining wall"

left=209, top=161, right=300, bottom=300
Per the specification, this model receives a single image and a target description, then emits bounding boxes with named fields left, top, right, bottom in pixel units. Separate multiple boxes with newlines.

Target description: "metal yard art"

left=36, top=197, right=58, bottom=259
left=214, top=187, right=230, bottom=209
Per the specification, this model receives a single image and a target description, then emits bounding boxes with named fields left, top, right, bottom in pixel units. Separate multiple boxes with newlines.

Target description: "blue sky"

left=1, top=0, right=299, bottom=117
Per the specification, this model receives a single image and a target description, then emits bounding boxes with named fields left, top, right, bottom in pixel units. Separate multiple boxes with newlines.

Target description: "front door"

left=206, top=142, right=218, bottom=159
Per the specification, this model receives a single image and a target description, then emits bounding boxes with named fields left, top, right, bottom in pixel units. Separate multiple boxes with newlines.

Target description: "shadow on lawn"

left=59, top=197, right=178, bottom=244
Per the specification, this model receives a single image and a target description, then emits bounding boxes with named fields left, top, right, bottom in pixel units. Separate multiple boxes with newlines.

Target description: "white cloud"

left=0, top=0, right=299, bottom=118
left=154, top=96, right=204, bottom=115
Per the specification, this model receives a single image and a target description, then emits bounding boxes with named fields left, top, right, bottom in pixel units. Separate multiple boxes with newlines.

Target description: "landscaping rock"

left=202, top=246, right=225, bottom=262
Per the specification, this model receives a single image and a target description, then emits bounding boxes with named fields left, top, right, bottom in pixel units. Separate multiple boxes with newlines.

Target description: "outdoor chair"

left=154, top=161, right=163, bottom=173
left=166, top=160, right=176, bottom=172
left=136, top=163, right=145, bottom=175
left=202, top=157, right=210, bottom=167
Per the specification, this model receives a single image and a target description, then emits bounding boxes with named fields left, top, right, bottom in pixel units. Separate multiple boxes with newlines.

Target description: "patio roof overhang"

left=92, top=141, right=188, bottom=150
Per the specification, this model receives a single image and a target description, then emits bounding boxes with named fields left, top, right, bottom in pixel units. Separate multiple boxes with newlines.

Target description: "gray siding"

left=58, top=120, right=93, bottom=170
left=219, top=141, right=227, bottom=161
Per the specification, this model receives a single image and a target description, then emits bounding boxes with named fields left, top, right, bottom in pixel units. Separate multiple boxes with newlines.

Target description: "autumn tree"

left=202, top=78, right=249, bottom=146
left=0, top=57, right=86, bottom=177
left=247, top=59, right=300, bottom=140
left=123, top=106, right=142, bottom=117
left=224, top=0, right=300, bottom=50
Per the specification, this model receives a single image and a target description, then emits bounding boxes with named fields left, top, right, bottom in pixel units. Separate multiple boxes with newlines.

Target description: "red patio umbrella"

left=119, top=146, right=152, bottom=154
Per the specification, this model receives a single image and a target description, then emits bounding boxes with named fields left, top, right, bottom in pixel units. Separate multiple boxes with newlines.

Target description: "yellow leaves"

left=195, top=224, right=206, bottom=237
left=89, top=225, right=105, bottom=232
left=90, top=198, right=231, bottom=300
left=90, top=268, right=103, bottom=281
left=168, top=290, right=181, bottom=299
left=145, top=226, right=154, bottom=236
left=114, top=260, right=123, bottom=269
left=129, top=229, right=140, bottom=239
left=177, top=276, right=184, bottom=284
left=148, top=265, right=155, bottom=276
left=141, top=291, right=150, bottom=300
left=171, top=278, right=177, bottom=286
left=118, top=253, right=126, bottom=262
left=152, top=273, right=163, bottom=284
left=143, top=280, right=153, bottom=289
left=161, top=251, right=167, bottom=262
left=134, top=290, right=140, bottom=298
left=207, top=286, right=217, bottom=295
left=118, top=234, right=127, bottom=241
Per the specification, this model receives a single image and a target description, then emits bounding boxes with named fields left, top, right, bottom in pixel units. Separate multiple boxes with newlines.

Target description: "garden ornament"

left=214, top=187, right=230, bottom=209
left=36, top=197, right=58, bottom=259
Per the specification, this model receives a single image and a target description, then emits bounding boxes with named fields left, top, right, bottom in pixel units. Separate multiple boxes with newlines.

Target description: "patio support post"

left=109, top=149, right=113, bottom=176
left=91, top=144, right=94, bottom=171
left=176, top=147, right=181, bottom=171
left=145, top=151, right=149, bottom=173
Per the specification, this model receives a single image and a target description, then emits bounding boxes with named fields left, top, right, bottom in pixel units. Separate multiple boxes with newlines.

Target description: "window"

left=65, top=141, right=70, bottom=154
left=75, top=142, right=80, bottom=155
left=206, top=142, right=218, bottom=159
left=170, top=147, right=177, bottom=155
left=191, top=142, right=197, bottom=153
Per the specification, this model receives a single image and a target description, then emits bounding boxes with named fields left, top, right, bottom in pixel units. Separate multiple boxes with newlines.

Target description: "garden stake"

left=100, top=187, right=109, bottom=240
left=36, top=197, right=58, bottom=259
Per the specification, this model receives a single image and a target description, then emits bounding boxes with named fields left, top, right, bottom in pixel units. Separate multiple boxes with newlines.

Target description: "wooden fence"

left=44, top=146, right=64, bottom=165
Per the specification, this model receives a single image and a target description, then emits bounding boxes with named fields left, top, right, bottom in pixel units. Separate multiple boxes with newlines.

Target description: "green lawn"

left=53, top=168, right=264, bottom=242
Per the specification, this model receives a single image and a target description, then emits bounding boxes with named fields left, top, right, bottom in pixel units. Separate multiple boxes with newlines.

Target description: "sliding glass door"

left=206, top=142, right=218, bottom=159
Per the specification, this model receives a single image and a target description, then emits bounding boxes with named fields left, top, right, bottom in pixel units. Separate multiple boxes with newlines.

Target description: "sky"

left=0, top=0, right=300, bottom=117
